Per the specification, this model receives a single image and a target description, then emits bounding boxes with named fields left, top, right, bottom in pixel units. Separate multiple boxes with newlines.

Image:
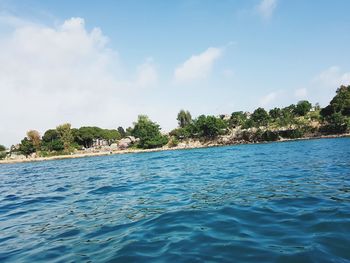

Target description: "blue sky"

left=0, top=0, right=350, bottom=146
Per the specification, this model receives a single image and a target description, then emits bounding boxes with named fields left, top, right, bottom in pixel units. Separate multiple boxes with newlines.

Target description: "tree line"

left=1, top=85, right=349, bottom=159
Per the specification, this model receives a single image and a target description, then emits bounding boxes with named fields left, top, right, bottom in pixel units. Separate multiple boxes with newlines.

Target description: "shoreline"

left=1, top=133, right=349, bottom=165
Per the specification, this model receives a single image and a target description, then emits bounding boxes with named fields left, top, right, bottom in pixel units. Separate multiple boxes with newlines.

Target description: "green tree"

left=101, top=129, right=121, bottom=144
left=294, top=100, right=312, bottom=116
left=251, top=108, right=270, bottom=127
left=321, top=112, right=349, bottom=134
left=230, top=111, right=247, bottom=127
left=193, top=115, right=227, bottom=138
left=19, top=138, right=35, bottom=156
left=0, top=144, right=6, bottom=160
left=177, top=110, right=192, bottom=128
left=56, top=123, right=73, bottom=151
left=269, top=108, right=282, bottom=119
left=42, top=129, right=64, bottom=152
left=73, top=127, right=96, bottom=148
left=278, top=105, right=297, bottom=127
left=321, top=85, right=350, bottom=117
left=131, top=115, right=168, bottom=149
left=118, top=126, right=126, bottom=138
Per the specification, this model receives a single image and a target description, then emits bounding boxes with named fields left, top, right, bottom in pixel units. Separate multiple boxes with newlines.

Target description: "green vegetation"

left=192, top=115, right=228, bottom=138
left=130, top=115, right=168, bottom=149
left=56, top=123, right=73, bottom=151
left=73, top=127, right=121, bottom=148
left=19, top=138, right=35, bottom=157
left=320, top=85, right=350, bottom=133
left=168, top=137, right=179, bottom=148
left=0, top=144, right=6, bottom=160
left=3, top=85, right=349, bottom=161
left=177, top=110, right=192, bottom=128
left=0, top=144, right=5, bottom=152
left=230, top=111, right=247, bottom=127
left=117, top=126, right=126, bottom=138
left=295, top=100, right=312, bottom=116
left=42, top=129, right=64, bottom=152
left=171, top=112, right=228, bottom=140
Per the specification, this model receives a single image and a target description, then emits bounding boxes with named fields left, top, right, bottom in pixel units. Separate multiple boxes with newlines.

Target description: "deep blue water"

left=1, top=138, right=350, bottom=262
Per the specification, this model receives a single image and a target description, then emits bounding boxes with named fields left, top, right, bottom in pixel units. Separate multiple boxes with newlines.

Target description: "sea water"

left=1, top=138, right=350, bottom=262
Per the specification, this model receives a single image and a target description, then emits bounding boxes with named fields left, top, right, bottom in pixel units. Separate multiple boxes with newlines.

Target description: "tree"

left=321, top=112, right=349, bottom=134
left=73, top=127, right=96, bottom=148
left=269, top=108, right=282, bottom=120
left=177, top=110, right=192, bottom=128
left=321, top=85, right=350, bottom=117
left=278, top=105, right=297, bottom=127
left=56, top=123, right=73, bottom=151
left=26, top=130, right=41, bottom=151
left=131, top=115, right=168, bottom=149
left=42, top=129, right=64, bottom=152
left=251, top=108, right=270, bottom=127
left=0, top=144, right=6, bottom=160
left=102, top=129, right=121, bottom=144
left=19, top=138, right=35, bottom=156
left=294, top=100, right=312, bottom=116
left=0, top=144, right=6, bottom=152
left=193, top=115, right=227, bottom=138
left=118, top=126, right=126, bottom=138
left=73, top=127, right=121, bottom=147
left=230, top=111, right=247, bottom=127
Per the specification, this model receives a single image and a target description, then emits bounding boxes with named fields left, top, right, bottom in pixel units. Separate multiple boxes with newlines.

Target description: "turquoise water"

left=1, top=138, right=350, bottom=262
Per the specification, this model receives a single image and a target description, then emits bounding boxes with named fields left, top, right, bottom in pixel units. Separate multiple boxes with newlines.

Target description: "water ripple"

left=0, top=138, right=350, bottom=262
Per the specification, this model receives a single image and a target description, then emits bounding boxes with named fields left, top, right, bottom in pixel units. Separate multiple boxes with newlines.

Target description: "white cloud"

left=135, top=58, right=158, bottom=88
left=306, top=66, right=350, bottom=106
left=313, top=66, right=350, bottom=88
left=256, top=0, right=278, bottom=20
left=259, top=91, right=277, bottom=107
left=294, top=88, right=308, bottom=100
left=174, top=47, right=222, bottom=82
left=0, top=16, right=159, bottom=146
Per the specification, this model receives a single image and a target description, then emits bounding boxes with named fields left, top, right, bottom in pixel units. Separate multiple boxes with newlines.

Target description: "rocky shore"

left=1, top=133, right=348, bottom=165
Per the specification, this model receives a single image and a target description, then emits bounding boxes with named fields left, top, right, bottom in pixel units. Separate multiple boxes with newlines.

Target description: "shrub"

left=320, top=113, right=349, bottom=134
left=279, top=129, right=304, bottom=139
left=169, top=127, right=191, bottom=139
left=0, top=152, right=6, bottom=160
left=168, top=137, right=179, bottom=148
left=0, top=144, right=6, bottom=152
left=261, top=130, right=279, bottom=141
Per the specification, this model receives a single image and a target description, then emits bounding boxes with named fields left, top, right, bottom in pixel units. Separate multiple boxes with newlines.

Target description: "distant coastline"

left=1, top=133, right=349, bottom=165
left=1, top=85, right=350, bottom=164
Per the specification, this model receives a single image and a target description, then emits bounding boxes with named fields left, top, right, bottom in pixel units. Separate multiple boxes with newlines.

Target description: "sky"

left=0, top=0, right=350, bottom=146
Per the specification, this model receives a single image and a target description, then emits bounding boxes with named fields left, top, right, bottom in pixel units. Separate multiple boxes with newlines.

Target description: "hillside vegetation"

left=1, top=85, right=349, bottom=160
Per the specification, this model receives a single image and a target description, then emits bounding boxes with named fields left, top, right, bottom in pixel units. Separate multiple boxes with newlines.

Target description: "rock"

left=178, top=142, right=187, bottom=148
left=8, top=153, right=26, bottom=160
left=127, top=136, right=136, bottom=143
left=118, top=138, right=132, bottom=149
left=110, top=143, right=119, bottom=150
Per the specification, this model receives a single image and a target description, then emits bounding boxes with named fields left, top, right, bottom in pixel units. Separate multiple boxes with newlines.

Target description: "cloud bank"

left=174, top=47, right=222, bottom=82
left=0, top=16, right=157, bottom=146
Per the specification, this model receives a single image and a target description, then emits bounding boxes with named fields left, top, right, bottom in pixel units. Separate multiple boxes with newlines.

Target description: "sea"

left=1, top=137, right=350, bottom=262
